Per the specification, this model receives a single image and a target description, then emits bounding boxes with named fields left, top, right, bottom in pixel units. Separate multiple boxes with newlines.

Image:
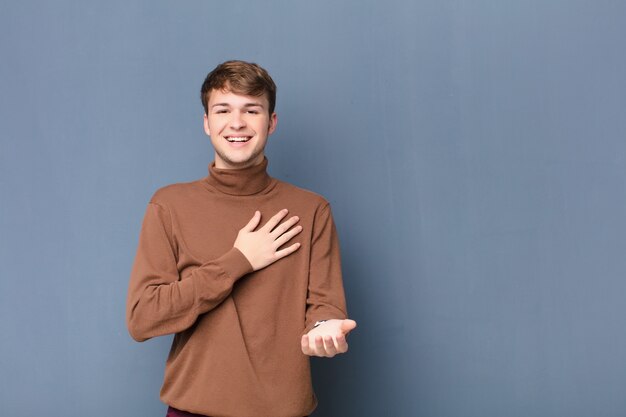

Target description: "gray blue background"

left=2, top=1, right=626, bottom=416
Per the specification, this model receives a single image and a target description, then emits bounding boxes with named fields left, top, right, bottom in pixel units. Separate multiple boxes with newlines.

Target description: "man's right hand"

left=234, top=209, right=302, bottom=271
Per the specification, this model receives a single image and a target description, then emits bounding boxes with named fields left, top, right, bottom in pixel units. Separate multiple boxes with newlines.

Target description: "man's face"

left=203, top=88, right=277, bottom=170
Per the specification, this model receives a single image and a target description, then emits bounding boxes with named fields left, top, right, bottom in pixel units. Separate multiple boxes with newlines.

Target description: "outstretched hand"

left=301, top=319, right=357, bottom=358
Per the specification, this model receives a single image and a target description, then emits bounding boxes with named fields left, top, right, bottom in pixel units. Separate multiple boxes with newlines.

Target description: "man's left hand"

left=301, top=319, right=357, bottom=358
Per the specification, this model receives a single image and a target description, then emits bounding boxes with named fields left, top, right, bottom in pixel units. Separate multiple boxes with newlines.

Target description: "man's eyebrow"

left=211, top=102, right=264, bottom=108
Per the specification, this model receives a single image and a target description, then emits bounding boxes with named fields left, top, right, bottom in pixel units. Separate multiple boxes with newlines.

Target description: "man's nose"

left=230, top=111, right=246, bottom=129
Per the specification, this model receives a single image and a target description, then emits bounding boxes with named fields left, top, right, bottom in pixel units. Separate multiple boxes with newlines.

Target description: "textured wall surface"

left=1, top=1, right=626, bottom=416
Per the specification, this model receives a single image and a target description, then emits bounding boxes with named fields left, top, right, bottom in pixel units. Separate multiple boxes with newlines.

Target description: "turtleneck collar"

left=204, top=157, right=274, bottom=196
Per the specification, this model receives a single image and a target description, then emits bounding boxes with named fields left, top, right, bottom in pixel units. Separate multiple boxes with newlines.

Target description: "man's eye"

left=247, top=110, right=259, bottom=114
left=215, top=109, right=228, bottom=114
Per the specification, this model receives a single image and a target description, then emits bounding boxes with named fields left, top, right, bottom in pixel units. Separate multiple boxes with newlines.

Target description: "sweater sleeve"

left=126, top=201, right=253, bottom=342
left=303, top=203, right=348, bottom=334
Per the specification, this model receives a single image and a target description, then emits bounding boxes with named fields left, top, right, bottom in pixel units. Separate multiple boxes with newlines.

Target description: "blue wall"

left=2, top=1, right=626, bottom=416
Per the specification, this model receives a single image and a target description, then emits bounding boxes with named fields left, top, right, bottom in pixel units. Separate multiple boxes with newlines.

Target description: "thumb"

left=340, top=319, right=357, bottom=334
left=242, top=211, right=261, bottom=232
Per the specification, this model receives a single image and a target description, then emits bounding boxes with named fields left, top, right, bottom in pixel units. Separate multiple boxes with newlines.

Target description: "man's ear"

left=268, top=112, right=278, bottom=135
left=203, top=113, right=211, bottom=136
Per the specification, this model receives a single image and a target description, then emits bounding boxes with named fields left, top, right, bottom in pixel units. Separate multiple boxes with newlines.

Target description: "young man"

left=126, top=60, right=356, bottom=417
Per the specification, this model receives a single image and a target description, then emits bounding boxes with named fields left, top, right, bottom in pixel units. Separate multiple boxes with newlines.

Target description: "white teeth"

left=226, top=137, right=250, bottom=142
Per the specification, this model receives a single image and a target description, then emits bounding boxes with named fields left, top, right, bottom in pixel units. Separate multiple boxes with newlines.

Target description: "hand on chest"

left=174, top=200, right=313, bottom=266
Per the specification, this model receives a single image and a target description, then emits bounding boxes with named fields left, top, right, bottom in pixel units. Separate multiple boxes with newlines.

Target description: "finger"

left=273, top=225, right=303, bottom=248
left=314, top=335, right=325, bottom=356
left=270, top=215, right=300, bottom=238
left=301, top=335, right=312, bottom=355
left=261, top=209, right=289, bottom=232
left=324, top=335, right=337, bottom=357
left=340, top=319, right=357, bottom=334
left=241, top=211, right=261, bottom=232
left=274, top=242, right=301, bottom=260
left=335, top=333, right=349, bottom=353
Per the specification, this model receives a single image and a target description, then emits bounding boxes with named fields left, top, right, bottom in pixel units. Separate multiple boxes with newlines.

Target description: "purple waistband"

left=166, top=406, right=209, bottom=417
left=166, top=405, right=309, bottom=417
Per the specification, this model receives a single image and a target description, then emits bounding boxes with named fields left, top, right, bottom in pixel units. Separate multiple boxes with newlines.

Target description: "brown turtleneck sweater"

left=126, top=158, right=347, bottom=417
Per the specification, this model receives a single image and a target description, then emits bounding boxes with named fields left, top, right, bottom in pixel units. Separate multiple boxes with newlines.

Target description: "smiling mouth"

left=226, top=136, right=251, bottom=143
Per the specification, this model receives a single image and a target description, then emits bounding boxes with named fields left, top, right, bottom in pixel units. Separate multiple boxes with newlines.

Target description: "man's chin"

left=214, top=153, right=264, bottom=169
